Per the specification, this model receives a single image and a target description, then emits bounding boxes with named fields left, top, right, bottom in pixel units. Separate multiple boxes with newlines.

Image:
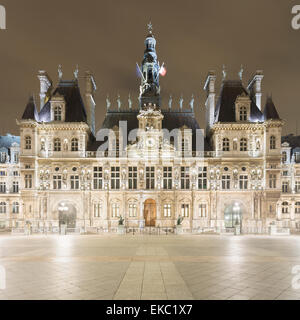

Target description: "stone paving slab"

left=0, top=234, right=299, bottom=300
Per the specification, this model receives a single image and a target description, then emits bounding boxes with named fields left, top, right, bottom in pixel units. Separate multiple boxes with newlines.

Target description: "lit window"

left=181, top=204, right=189, bottom=217
left=111, top=203, right=120, bottom=218
left=129, top=204, right=137, bottom=217
left=199, top=204, right=207, bottom=217
left=163, top=204, right=171, bottom=217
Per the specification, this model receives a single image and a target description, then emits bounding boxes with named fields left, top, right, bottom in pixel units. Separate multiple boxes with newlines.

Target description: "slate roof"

left=0, top=134, right=20, bottom=149
left=22, top=96, right=39, bottom=121
left=88, top=109, right=211, bottom=151
left=263, top=96, right=280, bottom=120
left=214, top=80, right=264, bottom=123
left=39, top=80, right=87, bottom=123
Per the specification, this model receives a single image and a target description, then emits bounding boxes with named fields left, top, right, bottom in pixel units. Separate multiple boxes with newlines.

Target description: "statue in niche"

left=128, top=94, right=132, bottom=109
left=168, top=95, right=172, bottom=109
left=179, top=95, right=184, bottom=110
left=189, top=94, right=194, bottom=111
left=106, top=95, right=111, bottom=110
left=117, top=95, right=122, bottom=110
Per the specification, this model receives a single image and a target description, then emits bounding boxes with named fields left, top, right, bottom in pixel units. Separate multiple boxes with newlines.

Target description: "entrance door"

left=58, top=202, right=77, bottom=228
left=144, top=199, right=156, bottom=227
left=224, top=202, right=242, bottom=228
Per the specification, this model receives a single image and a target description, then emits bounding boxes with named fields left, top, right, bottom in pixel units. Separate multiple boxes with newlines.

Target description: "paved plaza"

left=0, top=234, right=300, bottom=300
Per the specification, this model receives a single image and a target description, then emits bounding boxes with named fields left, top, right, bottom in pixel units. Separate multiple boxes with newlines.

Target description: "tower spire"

left=138, top=23, right=161, bottom=108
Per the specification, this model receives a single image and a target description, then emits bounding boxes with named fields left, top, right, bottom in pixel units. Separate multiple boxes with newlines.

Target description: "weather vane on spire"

left=147, top=21, right=153, bottom=34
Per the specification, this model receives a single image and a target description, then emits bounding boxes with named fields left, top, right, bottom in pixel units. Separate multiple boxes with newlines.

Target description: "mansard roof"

left=0, top=134, right=20, bottom=149
left=39, top=80, right=87, bottom=123
left=214, top=80, right=264, bottom=123
left=263, top=96, right=280, bottom=120
left=22, top=96, right=39, bottom=121
left=88, top=109, right=212, bottom=151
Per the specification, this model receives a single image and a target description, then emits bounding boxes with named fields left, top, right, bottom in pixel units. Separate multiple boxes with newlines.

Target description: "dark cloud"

left=0, top=0, right=299, bottom=135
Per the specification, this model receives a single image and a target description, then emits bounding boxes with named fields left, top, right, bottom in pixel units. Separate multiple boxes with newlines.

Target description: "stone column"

left=291, top=202, right=295, bottom=221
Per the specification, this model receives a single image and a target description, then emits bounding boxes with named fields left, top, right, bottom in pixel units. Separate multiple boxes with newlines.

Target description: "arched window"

left=12, top=202, right=19, bottom=214
left=54, top=138, right=61, bottom=152
left=71, top=138, right=79, bottom=152
left=282, top=202, right=289, bottom=214
left=0, top=202, right=6, bottom=214
left=240, top=138, right=247, bottom=151
left=270, top=136, right=276, bottom=150
left=222, top=138, right=230, bottom=151
left=25, top=136, right=31, bottom=150
left=295, top=202, right=300, bottom=214
left=282, top=151, right=287, bottom=162
left=111, top=203, right=120, bottom=218
left=54, top=106, right=62, bottom=121
left=239, top=106, right=247, bottom=121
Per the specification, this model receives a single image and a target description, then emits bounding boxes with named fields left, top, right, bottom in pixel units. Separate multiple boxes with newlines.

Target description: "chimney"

left=85, top=71, right=97, bottom=135
left=37, top=71, right=52, bottom=111
left=204, top=71, right=216, bottom=136
left=247, top=70, right=264, bottom=111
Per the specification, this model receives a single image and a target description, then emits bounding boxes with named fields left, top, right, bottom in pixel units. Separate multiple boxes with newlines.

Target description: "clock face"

left=146, top=138, right=155, bottom=147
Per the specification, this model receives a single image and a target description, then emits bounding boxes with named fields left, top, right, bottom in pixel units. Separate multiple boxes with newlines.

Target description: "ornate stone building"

left=0, top=26, right=299, bottom=233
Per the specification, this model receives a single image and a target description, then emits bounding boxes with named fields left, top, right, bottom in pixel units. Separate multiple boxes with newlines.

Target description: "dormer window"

left=282, top=151, right=287, bottom=162
left=239, top=106, right=247, bottom=121
left=54, top=106, right=62, bottom=121
left=270, top=136, right=276, bottom=150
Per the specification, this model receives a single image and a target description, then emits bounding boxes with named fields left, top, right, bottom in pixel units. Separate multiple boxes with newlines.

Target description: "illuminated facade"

left=0, top=26, right=299, bottom=234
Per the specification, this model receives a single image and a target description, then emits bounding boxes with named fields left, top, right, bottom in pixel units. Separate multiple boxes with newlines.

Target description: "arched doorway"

left=224, top=202, right=242, bottom=228
left=144, top=199, right=156, bottom=227
left=58, top=202, right=77, bottom=228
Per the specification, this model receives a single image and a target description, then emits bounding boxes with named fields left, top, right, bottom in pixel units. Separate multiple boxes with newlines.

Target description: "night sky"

left=0, top=0, right=299, bottom=135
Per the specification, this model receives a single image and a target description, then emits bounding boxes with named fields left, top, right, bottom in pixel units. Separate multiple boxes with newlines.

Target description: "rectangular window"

left=198, top=167, right=207, bottom=190
left=53, top=175, right=62, bottom=190
left=128, top=167, right=137, bottom=190
left=111, top=167, right=120, bottom=190
left=222, top=175, right=230, bottom=190
left=93, top=167, right=103, bottom=190
left=0, top=171, right=5, bottom=176
left=239, top=175, right=248, bottom=190
left=129, top=204, right=137, bottom=217
left=94, top=203, right=102, bottom=217
left=163, top=204, right=171, bottom=217
left=146, top=167, right=155, bottom=190
left=199, top=204, right=207, bottom=217
left=269, top=174, right=276, bottom=189
left=13, top=171, right=19, bottom=176
left=181, top=167, right=190, bottom=190
left=282, top=182, right=289, bottom=193
left=70, top=175, right=79, bottom=190
left=163, top=167, right=172, bottom=190
left=13, top=181, right=19, bottom=193
left=0, top=182, right=6, bottom=193
left=181, top=204, right=189, bottom=217
left=25, top=174, right=32, bottom=189
left=111, top=203, right=120, bottom=218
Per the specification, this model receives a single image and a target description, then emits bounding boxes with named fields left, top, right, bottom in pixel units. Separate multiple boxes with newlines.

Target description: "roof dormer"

left=50, top=95, right=65, bottom=122
left=235, top=93, right=251, bottom=122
